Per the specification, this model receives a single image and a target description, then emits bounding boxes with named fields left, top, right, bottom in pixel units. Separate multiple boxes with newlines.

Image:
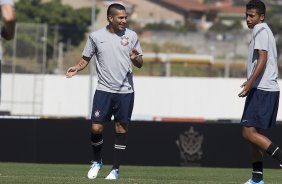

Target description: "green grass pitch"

left=0, top=162, right=281, bottom=184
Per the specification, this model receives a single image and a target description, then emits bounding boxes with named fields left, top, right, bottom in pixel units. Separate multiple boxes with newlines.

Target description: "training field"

left=0, top=162, right=281, bottom=184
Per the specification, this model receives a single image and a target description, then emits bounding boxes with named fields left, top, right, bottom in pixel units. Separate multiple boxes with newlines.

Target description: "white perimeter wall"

left=1, top=74, right=282, bottom=121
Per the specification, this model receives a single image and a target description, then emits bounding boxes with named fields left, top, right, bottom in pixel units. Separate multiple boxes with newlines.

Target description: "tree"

left=15, top=0, right=98, bottom=53
left=5, top=0, right=100, bottom=73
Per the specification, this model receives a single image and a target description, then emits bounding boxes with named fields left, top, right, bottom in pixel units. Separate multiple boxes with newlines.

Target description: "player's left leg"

left=113, top=122, right=128, bottom=169
left=242, top=89, right=282, bottom=167
left=265, top=142, right=282, bottom=168
left=242, top=127, right=271, bottom=151
left=105, top=122, right=128, bottom=180
left=242, top=126, right=282, bottom=164
left=105, top=92, right=134, bottom=180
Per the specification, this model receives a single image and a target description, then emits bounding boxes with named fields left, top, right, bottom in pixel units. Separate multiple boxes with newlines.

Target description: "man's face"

left=246, top=8, right=264, bottom=29
left=108, top=9, right=127, bottom=32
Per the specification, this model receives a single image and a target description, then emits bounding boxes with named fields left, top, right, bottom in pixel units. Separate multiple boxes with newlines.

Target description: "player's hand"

left=238, top=81, right=251, bottom=97
left=129, top=48, right=140, bottom=60
left=66, top=66, right=78, bottom=78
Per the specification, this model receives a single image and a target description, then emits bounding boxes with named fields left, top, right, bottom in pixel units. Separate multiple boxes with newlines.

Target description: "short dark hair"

left=246, top=0, right=266, bottom=16
left=107, top=3, right=126, bottom=17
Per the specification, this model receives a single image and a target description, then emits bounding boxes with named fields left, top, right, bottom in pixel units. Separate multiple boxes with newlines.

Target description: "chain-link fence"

left=1, top=23, right=47, bottom=116
left=2, top=23, right=47, bottom=74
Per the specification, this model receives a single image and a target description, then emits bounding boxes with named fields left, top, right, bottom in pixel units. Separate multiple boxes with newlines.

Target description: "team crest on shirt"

left=94, top=110, right=100, bottom=118
left=121, top=36, right=129, bottom=46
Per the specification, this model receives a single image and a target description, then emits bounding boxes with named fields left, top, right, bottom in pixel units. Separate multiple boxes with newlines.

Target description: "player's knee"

left=242, top=131, right=248, bottom=140
left=91, top=123, right=103, bottom=134
left=115, top=122, right=128, bottom=133
left=242, top=128, right=252, bottom=141
left=242, top=129, right=250, bottom=140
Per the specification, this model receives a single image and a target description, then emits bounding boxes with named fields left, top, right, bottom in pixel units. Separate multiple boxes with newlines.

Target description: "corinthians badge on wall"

left=176, top=126, right=204, bottom=165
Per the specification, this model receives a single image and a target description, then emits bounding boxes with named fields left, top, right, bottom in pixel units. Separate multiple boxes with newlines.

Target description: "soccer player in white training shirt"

left=66, top=3, right=143, bottom=180
left=239, top=1, right=282, bottom=184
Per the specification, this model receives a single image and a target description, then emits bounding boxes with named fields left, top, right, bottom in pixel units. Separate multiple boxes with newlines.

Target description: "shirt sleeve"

left=0, top=0, right=14, bottom=6
left=254, top=29, right=269, bottom=51
left=82, top=35, right=96, bottom=58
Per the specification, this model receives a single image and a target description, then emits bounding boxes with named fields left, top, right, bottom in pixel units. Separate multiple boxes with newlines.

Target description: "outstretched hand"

left=66, top=66, right=78, bottom=78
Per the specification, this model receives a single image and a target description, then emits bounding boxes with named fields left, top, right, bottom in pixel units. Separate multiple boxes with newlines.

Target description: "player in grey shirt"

left=82, top=25, right=142, bottom=93
left=0, top=0, right=16, bottom=101
left=66, top=3, right=143, bottom=180
left=239, top=1, right=282, bottom=184
left=246, top=22, right=279, bottom=91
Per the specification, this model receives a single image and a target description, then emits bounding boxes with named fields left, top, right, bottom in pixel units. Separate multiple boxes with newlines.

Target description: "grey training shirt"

left=82, top=27, right=142, bottom=93
left=247, top=23, right=279, bottom=91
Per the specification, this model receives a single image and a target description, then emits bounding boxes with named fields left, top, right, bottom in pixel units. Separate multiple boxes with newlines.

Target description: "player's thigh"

left=113, top=92, right=134, bottom=124
left=256, top=90, right=279, bottom=128
left=91, top=90, right=113, bottom=123
left=241, top=89, right=279, bottom=129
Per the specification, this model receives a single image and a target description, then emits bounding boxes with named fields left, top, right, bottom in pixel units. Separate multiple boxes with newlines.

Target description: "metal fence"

left=1, top=23, right=47, bottom=116
left=1, top=24, right=281, bottom=117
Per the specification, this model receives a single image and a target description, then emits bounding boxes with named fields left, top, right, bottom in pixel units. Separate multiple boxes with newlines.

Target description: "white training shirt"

left=247, top=22, right=279, bottom=91
left=82, top=27, right=142, bottom=93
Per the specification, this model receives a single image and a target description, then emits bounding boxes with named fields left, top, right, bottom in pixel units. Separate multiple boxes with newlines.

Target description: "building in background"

left=148, top=0, right=245, bottom=31
left=54, top=0, right=245, bottom=31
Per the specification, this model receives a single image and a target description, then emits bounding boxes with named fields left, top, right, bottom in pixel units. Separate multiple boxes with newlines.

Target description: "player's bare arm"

left=129, top=48, right=143, bottom=68
left=66, top=56, right=90, bottom=78
left=1, top=4, right=16, bottom=40
left=238, top=49, right=267, bottom=97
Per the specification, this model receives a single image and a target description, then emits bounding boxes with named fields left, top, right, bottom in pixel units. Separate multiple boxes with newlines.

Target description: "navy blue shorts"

left=241, top=88, right=280, bottom=129
left=91, top=90, right=134, bottom=124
